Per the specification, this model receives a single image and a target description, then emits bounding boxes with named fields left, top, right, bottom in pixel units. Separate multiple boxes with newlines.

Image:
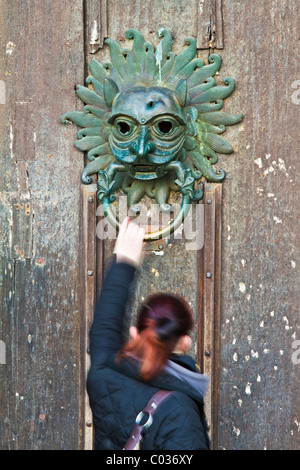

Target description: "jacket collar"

left=106, top=353, right=208, bottom=405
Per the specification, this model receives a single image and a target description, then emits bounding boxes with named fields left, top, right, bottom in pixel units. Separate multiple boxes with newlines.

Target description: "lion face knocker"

left=108, top=85, right=187, bottom=176
left=61, top=29, right=242, bottom=240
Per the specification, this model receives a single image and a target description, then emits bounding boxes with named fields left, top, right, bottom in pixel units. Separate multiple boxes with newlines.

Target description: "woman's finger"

left=119, top=216, right=129, bottom=236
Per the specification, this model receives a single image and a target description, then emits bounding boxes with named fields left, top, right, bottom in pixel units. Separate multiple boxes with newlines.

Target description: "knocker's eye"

left=152, top=117, right=183, bottom=139
left=117, top=121, right=131, bottom=134
left=157, top=121, right=173, bottom=134
left=114, top=118, right=137, bottom=138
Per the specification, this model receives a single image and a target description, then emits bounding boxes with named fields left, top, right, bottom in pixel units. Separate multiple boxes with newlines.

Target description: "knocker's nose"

left=130, top=126, right=154, bottom=158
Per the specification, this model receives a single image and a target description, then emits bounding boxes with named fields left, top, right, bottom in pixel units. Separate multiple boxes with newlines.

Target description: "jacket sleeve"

left=89, top=261, right=136, bottom=368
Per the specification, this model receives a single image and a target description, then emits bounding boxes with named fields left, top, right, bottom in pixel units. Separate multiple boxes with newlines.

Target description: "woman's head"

left=117, top=293, right=194, bottom=380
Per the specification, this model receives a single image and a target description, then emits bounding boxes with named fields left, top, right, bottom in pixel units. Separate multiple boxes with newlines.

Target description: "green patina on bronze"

left=61, top=28, right=242, bottom=238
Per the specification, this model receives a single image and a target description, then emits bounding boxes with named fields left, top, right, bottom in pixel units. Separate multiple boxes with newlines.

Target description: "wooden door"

left=1, top=0, right=299, bottom=451
left=79, top=1, right=226, bottom=449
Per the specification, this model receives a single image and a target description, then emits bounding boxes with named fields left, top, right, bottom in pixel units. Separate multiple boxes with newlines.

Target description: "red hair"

left=117, top=293, right=194, bottom=380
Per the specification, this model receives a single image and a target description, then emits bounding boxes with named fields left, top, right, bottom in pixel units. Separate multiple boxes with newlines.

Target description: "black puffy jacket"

left=87, top=261, right=210, bottom=450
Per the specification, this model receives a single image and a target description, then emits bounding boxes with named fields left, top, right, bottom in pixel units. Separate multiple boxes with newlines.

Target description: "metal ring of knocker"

left=100, top=191, right=192, bottom=241
left=97, top=161, right=202, bottom=241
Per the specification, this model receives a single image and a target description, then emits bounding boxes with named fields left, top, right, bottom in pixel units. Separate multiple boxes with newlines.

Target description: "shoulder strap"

left=123, top=390, right=173, bottom=450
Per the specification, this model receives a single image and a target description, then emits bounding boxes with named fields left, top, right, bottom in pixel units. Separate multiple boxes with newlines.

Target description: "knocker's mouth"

left=127, top=164, right=166, bottom=180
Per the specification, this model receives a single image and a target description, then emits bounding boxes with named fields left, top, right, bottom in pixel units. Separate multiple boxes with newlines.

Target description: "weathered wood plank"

left=212, top=183, right=222, bottom=449
left=202, top=187, right=216, bottom=436
left=106, top=0, right=222, bottom=51
left=106, top=0, right=200, bottom=53
left=197, top=0, right=224, bottom=49
left=219, top=0, right=300, bottom=450
left=11, top=197, right=33, bottom=260
left=79, top=184, right=97, bottom=450
left=13, top=102, right=36, bottom=161
left=85, top=0, right=108, bottom=54
left=198, top=183, right=222, bottom=448
left=0, top=0, right=85, bottom=450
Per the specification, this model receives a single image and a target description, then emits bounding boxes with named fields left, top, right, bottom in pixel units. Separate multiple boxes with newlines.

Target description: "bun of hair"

left=117, top=292, right=194, bottom=380
left=155, top=316, right=180, bottom=340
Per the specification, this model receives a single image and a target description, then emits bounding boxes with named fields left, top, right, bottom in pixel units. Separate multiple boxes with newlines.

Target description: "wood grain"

left=0, top=0, right=84, bottom=450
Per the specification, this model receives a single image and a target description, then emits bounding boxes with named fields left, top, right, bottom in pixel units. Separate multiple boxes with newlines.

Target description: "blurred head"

left=117, top=293, right=194, bottom=380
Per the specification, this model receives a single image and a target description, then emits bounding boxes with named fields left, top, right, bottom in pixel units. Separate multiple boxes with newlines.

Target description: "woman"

left=87, top=218, right=210, bottom=450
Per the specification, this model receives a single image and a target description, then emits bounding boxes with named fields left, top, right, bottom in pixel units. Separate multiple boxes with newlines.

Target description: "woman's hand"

left=113, top=217, right=145, bottom=267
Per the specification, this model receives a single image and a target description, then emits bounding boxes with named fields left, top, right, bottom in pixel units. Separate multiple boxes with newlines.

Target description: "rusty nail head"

left=87, top=270, right=93, bottom=276
left=86, top=420, right=92, bottom=427
left=205, top=350, right=211, bottom=357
